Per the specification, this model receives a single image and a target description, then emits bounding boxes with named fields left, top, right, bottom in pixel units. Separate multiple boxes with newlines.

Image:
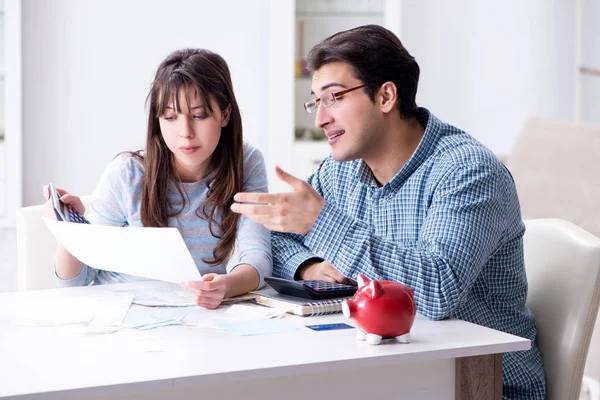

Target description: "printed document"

left=44, top=218, right=202, bottom=283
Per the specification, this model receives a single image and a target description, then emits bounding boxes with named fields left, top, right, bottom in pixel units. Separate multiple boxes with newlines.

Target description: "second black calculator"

left=264, top=276, right=357, bottom=300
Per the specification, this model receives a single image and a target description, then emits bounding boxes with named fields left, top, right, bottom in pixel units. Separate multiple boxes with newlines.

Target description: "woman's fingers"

left=41, top=186, right=86, bottom=215
left=195, top=299, right=220, bottom=309
left=60, top=194, right=86, bottom=215
left=182, top=277, right=226, bottom=307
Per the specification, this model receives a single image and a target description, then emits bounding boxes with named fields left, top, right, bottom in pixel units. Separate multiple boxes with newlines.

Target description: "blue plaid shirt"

left=273, top=108, right=545, bottom=399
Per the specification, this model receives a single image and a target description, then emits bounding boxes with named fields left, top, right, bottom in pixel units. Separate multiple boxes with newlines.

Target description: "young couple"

left=44, top=25, right=544, bottom=398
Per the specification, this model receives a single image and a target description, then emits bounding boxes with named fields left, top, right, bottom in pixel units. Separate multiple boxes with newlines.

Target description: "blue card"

left=306, top=323, right=354, bottom=331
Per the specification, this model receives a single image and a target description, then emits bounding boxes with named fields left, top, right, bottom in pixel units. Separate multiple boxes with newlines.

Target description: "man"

left=231, top=25, right=544, bottom=398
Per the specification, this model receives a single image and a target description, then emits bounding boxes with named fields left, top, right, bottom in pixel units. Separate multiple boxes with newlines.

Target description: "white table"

left=0, top=281, right=530, bottom=400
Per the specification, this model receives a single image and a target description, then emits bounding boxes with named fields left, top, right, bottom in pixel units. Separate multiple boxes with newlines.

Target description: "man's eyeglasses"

left=303, top=84, right=366, bottom=114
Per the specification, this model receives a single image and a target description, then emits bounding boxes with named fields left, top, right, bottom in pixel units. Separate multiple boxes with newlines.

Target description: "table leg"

left=455, top=353, right=503, bottom=400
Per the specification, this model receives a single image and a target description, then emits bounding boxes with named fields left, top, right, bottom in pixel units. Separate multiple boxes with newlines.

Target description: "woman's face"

left=159, top=88, right=230, bottom=182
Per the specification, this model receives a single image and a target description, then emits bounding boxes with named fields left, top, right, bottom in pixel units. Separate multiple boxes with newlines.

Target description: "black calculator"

left=264, top=276, right=357, bottom=300
left=49, top=183, right=91, bottom=224
left=67, top=207, right=91, bottom=224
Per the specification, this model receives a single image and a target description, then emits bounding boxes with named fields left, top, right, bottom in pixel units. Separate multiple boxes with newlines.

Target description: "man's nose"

left=314, top=104, right=333, bottom=129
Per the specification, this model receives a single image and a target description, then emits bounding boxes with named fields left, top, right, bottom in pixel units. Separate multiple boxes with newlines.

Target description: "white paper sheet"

left=109, top=286, right=197, bottom=307
left=44, top=218, right=202, bottom=283
left=213, top=319, right=302, bottom=336
left=13, top=294, right=134, bottom=327
left=224, top=304, right=288, bottom=321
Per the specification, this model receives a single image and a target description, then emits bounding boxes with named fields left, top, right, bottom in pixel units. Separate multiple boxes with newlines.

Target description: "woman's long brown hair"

left=135, top=49, right=243, bottom=266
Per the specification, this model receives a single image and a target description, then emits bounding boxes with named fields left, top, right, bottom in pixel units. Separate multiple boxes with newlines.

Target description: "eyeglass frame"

left=303, top=84, right=367, bottom=114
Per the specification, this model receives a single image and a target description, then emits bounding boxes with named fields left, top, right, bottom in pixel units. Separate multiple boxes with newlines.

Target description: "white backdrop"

left=401, top=0, right=576, bottom=156
left=22, top=0, right=271, bottom=205
left=19, top=0, right=579, bottom=205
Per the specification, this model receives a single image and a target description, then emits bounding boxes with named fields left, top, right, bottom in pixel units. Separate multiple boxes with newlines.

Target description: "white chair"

left=524, top=218, right=600, bottom=400
left=506, top=117, right=600, bottom=399
left=16, top=197, right=90, bottom=291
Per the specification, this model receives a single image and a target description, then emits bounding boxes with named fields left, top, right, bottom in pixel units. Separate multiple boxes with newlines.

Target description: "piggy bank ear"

left=357, top=273, right=369, bottom=287
left=369, top=280, right=383, bottom=298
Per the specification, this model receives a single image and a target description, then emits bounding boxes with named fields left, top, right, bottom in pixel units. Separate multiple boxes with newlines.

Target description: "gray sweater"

left=56, top=143, right=272, bottom=287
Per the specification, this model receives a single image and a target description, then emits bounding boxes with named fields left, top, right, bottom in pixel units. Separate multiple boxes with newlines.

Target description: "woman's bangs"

left=156, top=73, right=214, bottom=116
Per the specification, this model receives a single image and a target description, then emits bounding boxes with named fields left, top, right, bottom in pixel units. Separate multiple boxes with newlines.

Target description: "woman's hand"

left=42, top=185, right=87, bottom=220
left=41, top=185, right=86, bottom=279
left=181, top=273, right=228, bottom=309
left=181, top=265, right=260, bottom=309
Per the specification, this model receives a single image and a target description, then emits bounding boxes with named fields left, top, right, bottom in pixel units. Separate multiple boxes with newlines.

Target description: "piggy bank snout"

left=342, top=299, right=357, bottom=319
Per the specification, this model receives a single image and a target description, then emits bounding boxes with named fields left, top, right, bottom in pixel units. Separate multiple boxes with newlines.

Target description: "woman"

left=43, top=48, right=271, bottom=309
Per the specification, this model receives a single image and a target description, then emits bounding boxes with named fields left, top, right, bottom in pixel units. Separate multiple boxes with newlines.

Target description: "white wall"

left=20, top=0, right=580, bottom=205
left=0, top=0, right=4, bottom=131
left=401, top=0, right=576, bottom=156
left=22, top=0, right=270, bottom=206
left=581, top=0, right=600, bottom=124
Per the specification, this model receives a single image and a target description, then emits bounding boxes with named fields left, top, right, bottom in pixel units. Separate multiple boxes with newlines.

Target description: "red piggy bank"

left=342, top=274, right=416, bottom=345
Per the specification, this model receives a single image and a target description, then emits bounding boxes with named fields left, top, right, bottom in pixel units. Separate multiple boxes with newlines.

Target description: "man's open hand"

left=231, top=166, right=325, bottom=234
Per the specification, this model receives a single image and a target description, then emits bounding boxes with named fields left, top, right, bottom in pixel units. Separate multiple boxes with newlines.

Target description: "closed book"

left=251, top=287, right=351, bottom=317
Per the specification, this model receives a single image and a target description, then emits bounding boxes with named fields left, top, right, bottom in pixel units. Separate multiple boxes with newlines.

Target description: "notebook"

left=250, top=287, right=351, bottom=317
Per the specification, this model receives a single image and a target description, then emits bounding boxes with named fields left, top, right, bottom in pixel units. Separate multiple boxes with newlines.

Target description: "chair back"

left=508, top=117, right=600, bottom=238
left=524, top=219, right=600, bottom=400
left=16, top=197, right=91, bottom=291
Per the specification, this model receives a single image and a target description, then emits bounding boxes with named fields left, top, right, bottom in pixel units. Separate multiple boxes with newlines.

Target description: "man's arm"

left=270, top=164, right=331, bottom=279
left=271, top=231, right=322, bottom=279
left=302, top=162, right=514, bottom=320
left=270, top=160, right=337, bottom=279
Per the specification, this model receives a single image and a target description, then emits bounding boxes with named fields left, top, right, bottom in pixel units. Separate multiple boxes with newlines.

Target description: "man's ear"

left=378, top=81, right=398, bottom=114
left=221, top=104, right=232, bottom=127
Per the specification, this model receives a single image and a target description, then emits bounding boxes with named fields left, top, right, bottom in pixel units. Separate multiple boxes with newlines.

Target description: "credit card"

left=305, top=323, right=354, bottom=331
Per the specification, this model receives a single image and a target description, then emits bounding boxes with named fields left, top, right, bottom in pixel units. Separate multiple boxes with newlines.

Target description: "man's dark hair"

left=307, top=24, right=420, bottom=120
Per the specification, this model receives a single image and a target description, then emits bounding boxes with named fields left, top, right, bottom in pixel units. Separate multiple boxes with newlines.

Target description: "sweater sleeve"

left=228, top=145, right=272, bottom=288
left=55, top=155, right=137, bottom=287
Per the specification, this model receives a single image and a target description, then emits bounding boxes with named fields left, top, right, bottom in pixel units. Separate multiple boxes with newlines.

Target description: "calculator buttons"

left=68, top=207, right=91, bottom=224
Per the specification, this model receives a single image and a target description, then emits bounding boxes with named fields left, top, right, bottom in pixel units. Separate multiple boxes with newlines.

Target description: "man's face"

left=310, top=62, right=383, bottom=163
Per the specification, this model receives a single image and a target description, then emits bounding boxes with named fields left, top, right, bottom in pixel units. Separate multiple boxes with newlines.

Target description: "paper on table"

left=13, top=294, right=134, bottom=327
left=213, top=319, right=302, bottom=336
left=109, top=286, right=197, bottom=307
left=224, top=304, right=288, bottom=321
left=44, top=218, right=202, bottom=283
